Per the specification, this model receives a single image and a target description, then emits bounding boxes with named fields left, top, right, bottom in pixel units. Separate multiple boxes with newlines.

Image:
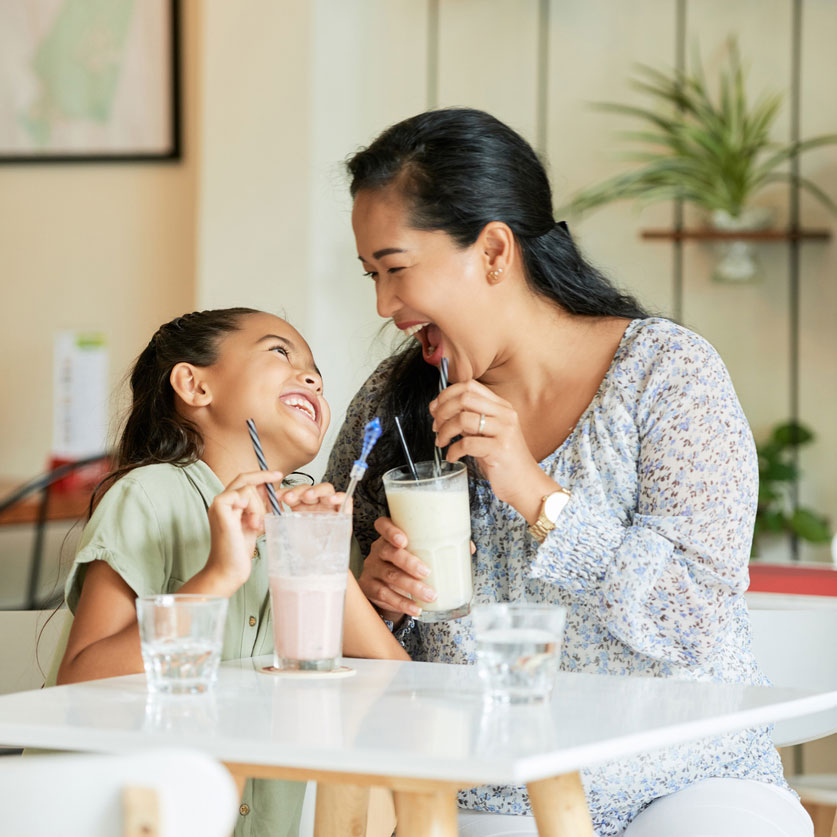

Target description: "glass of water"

left=136, top=594, right=227, bottom=695
left=472, top=602, right=567, bottom=704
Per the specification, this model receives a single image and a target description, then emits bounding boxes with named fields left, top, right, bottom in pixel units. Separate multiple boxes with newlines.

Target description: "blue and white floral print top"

left=325, top=318, right=787, bottom=836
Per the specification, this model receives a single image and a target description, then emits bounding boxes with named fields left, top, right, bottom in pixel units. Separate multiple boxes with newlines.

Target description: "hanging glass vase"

left=709, top=207, right=775, bottom=283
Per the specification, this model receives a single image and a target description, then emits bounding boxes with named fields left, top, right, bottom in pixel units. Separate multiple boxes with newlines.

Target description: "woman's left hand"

left=275, top=482, right=350, bottom=514
left=430, top=379, right=553, bottom=514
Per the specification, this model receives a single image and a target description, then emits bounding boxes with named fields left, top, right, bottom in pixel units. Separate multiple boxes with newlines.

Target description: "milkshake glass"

left=264, top=511, right=352, bottom=671
left=383, top=460, right=472, bottom=622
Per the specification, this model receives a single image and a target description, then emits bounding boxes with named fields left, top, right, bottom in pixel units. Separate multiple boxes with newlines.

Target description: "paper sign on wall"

left=52, top=331, right=108, bottom=459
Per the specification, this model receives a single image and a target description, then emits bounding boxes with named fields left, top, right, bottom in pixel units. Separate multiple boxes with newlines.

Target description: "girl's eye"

left=387, top=267, right=405, bottom=275
left=270, top=345, right=290, bottom=358
left=363, top=270, right=377, bottom=280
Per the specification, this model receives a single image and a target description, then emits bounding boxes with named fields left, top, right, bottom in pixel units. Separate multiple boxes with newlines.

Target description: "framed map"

left=0, top=0, right=180, bottom=162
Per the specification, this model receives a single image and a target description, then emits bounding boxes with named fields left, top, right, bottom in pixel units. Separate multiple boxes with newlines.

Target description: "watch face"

left=544, top=490, right=570, bottom=522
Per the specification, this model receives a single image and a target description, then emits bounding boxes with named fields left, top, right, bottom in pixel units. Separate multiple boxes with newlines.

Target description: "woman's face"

left=352, top=188, right=494, bottom=382
left=198, top=313, right=330, bottom=469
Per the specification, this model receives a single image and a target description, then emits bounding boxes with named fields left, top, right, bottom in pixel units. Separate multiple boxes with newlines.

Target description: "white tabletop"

left=2, top=656, right=837, bottom=787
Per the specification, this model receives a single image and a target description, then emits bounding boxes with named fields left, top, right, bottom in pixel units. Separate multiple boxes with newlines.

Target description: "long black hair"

left=90, top=307, right=261, bottom=512
left=346, top=108, right=649, bottom=498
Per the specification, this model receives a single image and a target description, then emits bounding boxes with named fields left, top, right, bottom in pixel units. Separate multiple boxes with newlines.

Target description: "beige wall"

left=0, top=0, right=202, bottom=481
left=1, top=0, right=834, bottom=556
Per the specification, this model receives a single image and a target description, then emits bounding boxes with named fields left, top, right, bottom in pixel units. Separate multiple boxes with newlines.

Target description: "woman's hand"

left=430, top=379, right=557, bottom=518
left=358, top=517, right=437, bottom=620
left=205, top=470, right=282, bottom=594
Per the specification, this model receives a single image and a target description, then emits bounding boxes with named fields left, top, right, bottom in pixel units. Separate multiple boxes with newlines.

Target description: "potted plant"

left=753, top=420, right=832, bottom=558
left=561, top=39, right=837, bottom=281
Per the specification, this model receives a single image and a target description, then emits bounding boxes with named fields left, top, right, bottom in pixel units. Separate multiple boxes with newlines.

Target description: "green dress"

left=47, top=460, right=305, bottom=837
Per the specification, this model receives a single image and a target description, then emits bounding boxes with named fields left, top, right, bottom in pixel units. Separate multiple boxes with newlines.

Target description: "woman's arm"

left=528, top=331, right=756, bottom=668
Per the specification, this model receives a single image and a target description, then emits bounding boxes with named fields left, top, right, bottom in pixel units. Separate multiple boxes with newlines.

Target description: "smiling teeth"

left=403, top=322, right=429, bottom=338
left=283, top=396, right=316, bottom=422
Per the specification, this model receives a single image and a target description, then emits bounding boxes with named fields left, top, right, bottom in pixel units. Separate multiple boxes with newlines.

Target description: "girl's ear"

left=170, top=362, right=212, bottom=407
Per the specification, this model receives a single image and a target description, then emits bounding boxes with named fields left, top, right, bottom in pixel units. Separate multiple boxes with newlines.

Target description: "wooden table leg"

left=527, top=771, right=594, bottom=837
left=393, top=788, right=458, bottom=837
left=315, top=783, right=370, bottom=837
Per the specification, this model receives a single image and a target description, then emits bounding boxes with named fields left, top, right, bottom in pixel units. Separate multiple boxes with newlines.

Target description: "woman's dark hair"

left=91, top=307, right=260, bottom=512
left=346, top=107, right=649, bottom=497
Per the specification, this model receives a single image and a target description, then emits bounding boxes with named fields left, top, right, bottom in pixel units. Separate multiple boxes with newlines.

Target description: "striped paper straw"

left=246, top=418, right=281, bottom=515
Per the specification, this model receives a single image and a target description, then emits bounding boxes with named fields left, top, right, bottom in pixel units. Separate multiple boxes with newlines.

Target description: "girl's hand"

left=275, top=481, right=349, bottom=514
left=206, top=470, right=281, bottom=593
left=358, top=517, right=436, bottom=620
left=430, top=379, right=556, bottom=514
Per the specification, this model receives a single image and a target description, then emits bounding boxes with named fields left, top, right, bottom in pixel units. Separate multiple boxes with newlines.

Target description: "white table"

left=2, top=656, right=837, bottom=836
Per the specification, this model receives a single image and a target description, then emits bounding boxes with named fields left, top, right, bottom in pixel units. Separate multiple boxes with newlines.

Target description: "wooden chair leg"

left=315, top=783, right=370, bottom=837
left=366, top=787, right=396, bottom=837
left=527, top=771, right=594, bottom=837
left=122, top=786, right=159, bottom=837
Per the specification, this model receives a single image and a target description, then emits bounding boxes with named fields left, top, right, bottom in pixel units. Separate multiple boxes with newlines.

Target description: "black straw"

left=246, top=418, right=282, bottom=515
left=394, top=416, right=419, bottom=481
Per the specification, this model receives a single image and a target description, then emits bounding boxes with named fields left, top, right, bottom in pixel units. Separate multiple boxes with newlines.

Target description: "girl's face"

left=200, top=313, right=330, bottom=469
left=352, top=188, right=496, bottom=382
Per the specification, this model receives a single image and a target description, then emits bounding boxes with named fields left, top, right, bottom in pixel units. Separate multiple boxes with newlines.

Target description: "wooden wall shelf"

left=641, top=229, right=832, bottom=241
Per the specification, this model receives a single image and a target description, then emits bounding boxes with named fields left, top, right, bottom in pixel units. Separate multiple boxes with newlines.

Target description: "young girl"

left=53, top=307, right=408, bottom=837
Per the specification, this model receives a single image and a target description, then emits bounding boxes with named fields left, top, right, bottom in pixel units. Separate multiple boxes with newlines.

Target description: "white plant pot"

left=709, top=207, right=775, bottom=283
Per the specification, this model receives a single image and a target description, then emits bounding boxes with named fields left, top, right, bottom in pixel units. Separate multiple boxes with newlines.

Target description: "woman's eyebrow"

left=358, top=247, right=408, bottom=262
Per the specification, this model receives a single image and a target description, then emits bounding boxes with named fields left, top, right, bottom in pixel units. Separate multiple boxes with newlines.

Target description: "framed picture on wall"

left=0, top=0, right=180, bottom=163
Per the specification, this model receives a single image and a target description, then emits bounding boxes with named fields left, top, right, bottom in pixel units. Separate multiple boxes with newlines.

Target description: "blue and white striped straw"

left=246, top=418, right=282, bottom=516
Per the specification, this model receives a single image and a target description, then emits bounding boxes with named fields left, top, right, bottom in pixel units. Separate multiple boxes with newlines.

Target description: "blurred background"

left=0, top=0, right=835, bottom=599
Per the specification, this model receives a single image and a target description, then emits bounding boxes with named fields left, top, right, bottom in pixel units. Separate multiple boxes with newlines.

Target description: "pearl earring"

left=487, top=268, right=504, bottom=282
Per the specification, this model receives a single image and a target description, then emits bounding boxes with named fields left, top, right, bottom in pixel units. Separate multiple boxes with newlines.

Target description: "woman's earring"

left=487, top=268, right=504, bottom=282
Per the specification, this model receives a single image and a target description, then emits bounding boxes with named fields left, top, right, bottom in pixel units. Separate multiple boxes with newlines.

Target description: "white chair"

left=748, top=594, right=837, bottom=834
left=0, top=608, right=70, bottom=696
left=0, top=748, right=239, bottom=836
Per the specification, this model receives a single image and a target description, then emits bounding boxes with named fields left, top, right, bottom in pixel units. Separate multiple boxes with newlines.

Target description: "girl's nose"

left=301, top=371, right=322, bottom=393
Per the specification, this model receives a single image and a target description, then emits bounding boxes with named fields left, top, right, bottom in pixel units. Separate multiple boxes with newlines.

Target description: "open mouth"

left=279, top=392, right=318, bottom=425
left=400, top=322, right=444, bottom=365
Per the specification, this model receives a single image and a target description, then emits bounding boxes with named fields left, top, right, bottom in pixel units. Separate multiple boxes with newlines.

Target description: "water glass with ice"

left=136, top=594, right=227, bottom=695
left=264, top=511, right=352, bottom=671
left=472, top=603, right=567, bottom=704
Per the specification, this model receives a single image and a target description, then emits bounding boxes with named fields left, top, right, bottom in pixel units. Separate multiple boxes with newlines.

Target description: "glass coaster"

left=258, top=665, right=356, bottom=679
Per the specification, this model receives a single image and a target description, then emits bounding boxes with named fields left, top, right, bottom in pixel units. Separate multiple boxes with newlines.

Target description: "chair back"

left=0, top=609, right=70, bottom=696
left=0, top=749, right=238, bottom=837
left=747, top=594, right=837, bottom=746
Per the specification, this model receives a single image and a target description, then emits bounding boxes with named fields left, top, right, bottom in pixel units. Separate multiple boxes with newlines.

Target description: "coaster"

left=258, top=665, right=356, bottom=679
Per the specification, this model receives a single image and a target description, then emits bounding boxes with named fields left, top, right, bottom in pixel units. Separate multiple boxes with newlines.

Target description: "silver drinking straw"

left=245, top=418, right=282, bottom=516
left=433, top=357, right=450, bottom=476
left=394, top=416, right=419, bottom=481
left=339, top=417, right=383, bottom=514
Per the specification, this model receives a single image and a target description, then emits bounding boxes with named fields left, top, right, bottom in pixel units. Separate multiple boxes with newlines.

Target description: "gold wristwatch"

left=528, top=486, right=572, bottom=543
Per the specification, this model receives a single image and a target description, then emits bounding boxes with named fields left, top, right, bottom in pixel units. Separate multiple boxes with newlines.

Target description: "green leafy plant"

left=753, top=420, right=832, bottom=557
left=562, top=39, right=837, bottom=219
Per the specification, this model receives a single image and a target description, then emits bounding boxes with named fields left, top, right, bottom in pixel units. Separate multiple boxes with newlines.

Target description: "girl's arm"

left=342, top=572, right=410, bottom=661
left=58, top=471, right=280, bottom=685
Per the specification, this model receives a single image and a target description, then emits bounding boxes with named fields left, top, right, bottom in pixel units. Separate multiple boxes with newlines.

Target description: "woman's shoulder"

left=615, top=317, right=726, bottom=382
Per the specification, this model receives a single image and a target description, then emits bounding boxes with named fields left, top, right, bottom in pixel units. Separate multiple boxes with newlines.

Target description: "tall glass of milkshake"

left=383, top=460, right=472, bottom=622
left=264, top=512, right=352, bottom=671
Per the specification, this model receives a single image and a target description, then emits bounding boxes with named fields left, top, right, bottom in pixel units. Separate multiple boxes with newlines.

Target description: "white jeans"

left=457, top=779, right=813, bottom=836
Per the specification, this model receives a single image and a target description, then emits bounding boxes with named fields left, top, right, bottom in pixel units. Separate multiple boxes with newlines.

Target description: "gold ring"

left=477, top=413, right=486, bottom=435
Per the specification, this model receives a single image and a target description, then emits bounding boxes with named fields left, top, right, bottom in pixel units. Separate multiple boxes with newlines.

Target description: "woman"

left=324, top=109, right=811, bottom=836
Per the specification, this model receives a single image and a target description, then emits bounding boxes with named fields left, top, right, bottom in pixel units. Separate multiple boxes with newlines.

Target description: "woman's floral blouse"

left=325, top=318, right=787, bottom=836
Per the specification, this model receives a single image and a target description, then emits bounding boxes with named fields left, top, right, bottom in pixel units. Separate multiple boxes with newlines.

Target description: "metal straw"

left=433, top=357, right=450, bottom=476
left=394, top=416, right=419, bottom=481
left=246, top=418, right=282, bottom=515
left=339, top=417, right=383, bottom=514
